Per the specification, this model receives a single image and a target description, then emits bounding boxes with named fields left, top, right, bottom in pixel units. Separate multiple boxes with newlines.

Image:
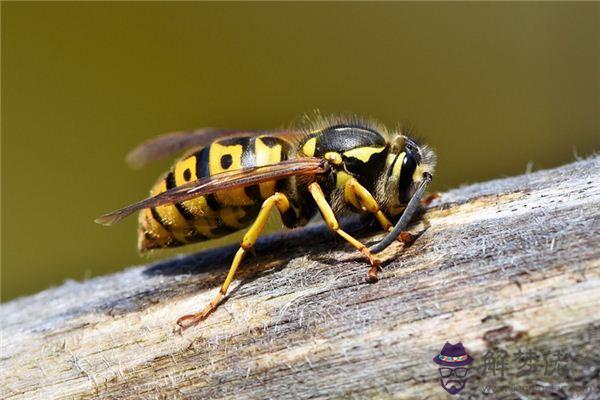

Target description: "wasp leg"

left=421, top=192, right=440, bottom=207
left=345, top=178, right=414, bottom=245
left=345, top=178, right=393, bottom=231
left=177, top=192, right=291, bottom=329
left=308, top=182, right=381, bottom=283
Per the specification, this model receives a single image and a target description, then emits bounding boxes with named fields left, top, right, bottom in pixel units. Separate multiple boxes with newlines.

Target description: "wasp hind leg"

left=177, top=192, right=292, bottom=329
left=308, top=182, right=382, bottom=283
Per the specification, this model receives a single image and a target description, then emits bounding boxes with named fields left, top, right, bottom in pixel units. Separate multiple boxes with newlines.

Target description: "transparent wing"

left=126, top=128, right=303, bottom=169
left=95, top=157, right=327, bottom=226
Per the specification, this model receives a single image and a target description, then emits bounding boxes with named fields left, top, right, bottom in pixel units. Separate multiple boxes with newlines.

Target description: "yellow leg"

left=177, top=193, right=291, bottom=329
left=346, top=178, right=418, bottom=244
left=345, top=178, right=393, bottom=231
left=308, top=182, right=381, bottom=282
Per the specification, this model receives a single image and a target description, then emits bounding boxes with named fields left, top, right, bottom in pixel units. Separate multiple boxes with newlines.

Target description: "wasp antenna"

left=370, top=173, right=432, bottom=254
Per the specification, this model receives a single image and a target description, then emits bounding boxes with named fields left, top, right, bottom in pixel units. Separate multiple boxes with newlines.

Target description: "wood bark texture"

left=1, top=156, right=599, bottom=399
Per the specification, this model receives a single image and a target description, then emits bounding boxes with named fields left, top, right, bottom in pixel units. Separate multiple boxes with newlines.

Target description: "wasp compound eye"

left=398, top=150, right=417, bottom=203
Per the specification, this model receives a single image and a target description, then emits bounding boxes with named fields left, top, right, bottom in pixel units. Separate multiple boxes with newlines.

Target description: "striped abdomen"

left=139, top=135, right=289, bottom=251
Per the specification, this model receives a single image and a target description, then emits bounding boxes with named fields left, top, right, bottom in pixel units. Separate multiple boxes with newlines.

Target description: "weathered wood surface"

left=1, top=156, right=599, bottom=400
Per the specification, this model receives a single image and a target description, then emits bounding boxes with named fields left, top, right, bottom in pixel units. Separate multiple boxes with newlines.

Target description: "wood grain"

left=2, top=156, right=599, bottom=399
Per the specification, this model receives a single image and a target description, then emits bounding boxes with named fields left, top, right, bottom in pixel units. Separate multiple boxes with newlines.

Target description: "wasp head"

left=377, top=135, right=436, bottom=216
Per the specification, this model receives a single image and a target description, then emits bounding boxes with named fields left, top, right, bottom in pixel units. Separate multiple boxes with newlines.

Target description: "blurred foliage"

left=2, top=3, right=598, bottom=301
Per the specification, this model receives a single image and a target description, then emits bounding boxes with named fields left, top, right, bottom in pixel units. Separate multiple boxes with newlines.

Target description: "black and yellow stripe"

left=139, top=135, right=289, bottom=251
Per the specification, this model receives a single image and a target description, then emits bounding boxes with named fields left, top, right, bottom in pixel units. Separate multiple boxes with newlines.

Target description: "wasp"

left=96, top=115, right=436, bottom=328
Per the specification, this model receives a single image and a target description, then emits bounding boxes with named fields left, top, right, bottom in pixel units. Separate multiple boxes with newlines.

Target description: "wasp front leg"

left=177, top=192, right=292, bottom=329
left=308, top=182, right=382, bottom=282
left=344, top=178, right=417, bottom=245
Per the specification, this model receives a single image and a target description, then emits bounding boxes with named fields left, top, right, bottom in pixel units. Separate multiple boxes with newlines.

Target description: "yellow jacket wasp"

left=96, top=115, right=436, bottom=328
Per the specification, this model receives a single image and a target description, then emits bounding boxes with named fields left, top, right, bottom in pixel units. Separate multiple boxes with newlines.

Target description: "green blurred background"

left=2, top=2, right=598, bottom=302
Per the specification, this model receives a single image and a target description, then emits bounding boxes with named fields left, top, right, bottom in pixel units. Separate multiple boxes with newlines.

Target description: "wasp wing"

left=96, top=157, right=327, bottom=226
left=126, top=128, right=303, bottom=169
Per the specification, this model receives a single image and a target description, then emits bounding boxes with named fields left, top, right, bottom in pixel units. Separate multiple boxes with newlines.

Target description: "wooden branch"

left=2, top=156, right=599, bottom=399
